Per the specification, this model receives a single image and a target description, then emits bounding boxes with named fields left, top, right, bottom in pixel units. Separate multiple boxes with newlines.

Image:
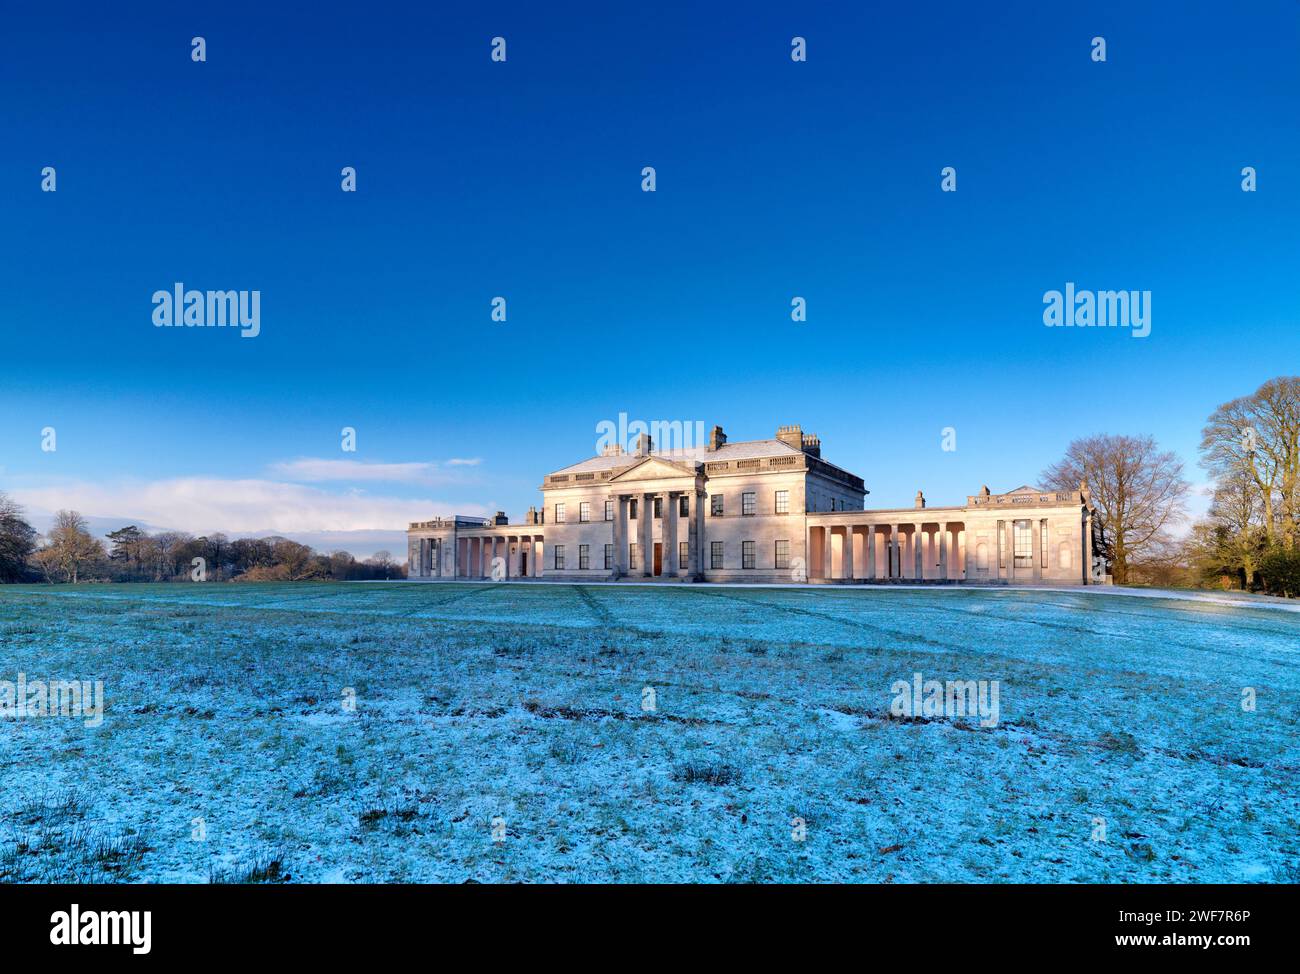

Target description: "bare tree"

left=44, top=510, right=106, bottom=583
left=1042, top=434, right=1189, bottom=585
left=0, top=492, right=38, bottom=583
left=1200, top=376, right=1300, bottom=546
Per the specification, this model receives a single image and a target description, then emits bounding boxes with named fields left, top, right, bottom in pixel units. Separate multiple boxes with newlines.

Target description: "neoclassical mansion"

left=407, top=424, right=1107, bottom=585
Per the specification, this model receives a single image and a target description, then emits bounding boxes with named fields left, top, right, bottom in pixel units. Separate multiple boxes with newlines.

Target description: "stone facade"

left=407, top=424, right=1107, bottom=586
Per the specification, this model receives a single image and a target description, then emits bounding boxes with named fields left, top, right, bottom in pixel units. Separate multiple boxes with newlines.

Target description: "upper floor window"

left=775, top=490, right=789, bottom=514
left=579, top=501, right=591, bottom=523
left=604, top=500, right=614, bottom=521
left=711, top=494, right=724, bottom=517
left=679, top=495, right=689, bottom=518
left=629, top=499, right=638, bottom=520
left=555, top=502, right=566, bottom=524
left=653, top=497, right=662, bottom=519
left=742, top=492, right=756, bottom=516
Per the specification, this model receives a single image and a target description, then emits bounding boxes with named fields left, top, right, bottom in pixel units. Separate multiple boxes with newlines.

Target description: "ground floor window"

left=742, top=540, right=755, bottom=569
left=1040, top=520, right=1049, bottom=566
left=1013, top=520, right=1032, bottom=568
left=710, top=541, right=723, bottom=569
left=630, top=542, right=640, bottom=567
left=679, top=541, right=689, bottom=568
left=604, top=544, right=613, bottom=569
left=774, top=539, right=790, bottom=569
left=554, top=545, right=565, bottom=570
left=579, top=544, right=590, bottom=570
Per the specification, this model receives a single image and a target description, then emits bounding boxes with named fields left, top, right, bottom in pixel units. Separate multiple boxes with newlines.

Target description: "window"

left=555, top=503, right=566, bottom=524
left=998, top=523, right=1005, bottom=568
left=710, top=541, right=724, bottom=569
left=711, top=494, right=724, bottom=516
left=630, top=542, right=640, bottom=567
left=604, top=500, right=614, bottom=521
left=742, top=540, right=756, bottom=569
left=554, top=545, right=565, bottom=569
left=1040, top=520, right=1049, bottom=566
left=579, top=501, right=591, bottom=523
left=1013, top=521, right=1032, bottom=568
left=579, top=544, right=590, bottom=569
left=679, top=541, right=689, bottom=568
left=774, top=539, right=790, bottom=569
left=653, top=497, right=662, bottom=519
left=742, top=492, right=756, bottom=516
left=775, top=490, right=789, bottom=514
left=629, top=499, right=638, bottom=519
left=679, top=495, right=689, bottom=517
left=604, top=544, right=613, bottom=569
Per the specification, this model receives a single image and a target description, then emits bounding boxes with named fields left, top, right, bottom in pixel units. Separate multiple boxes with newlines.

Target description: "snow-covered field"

left=1, top=582, right=1296, bottom=883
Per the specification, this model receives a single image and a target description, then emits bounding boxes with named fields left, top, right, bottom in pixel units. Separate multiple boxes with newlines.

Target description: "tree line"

left=0, top=501, right=403, bottom=584
left=1038, top=375, right=1299, bottom=596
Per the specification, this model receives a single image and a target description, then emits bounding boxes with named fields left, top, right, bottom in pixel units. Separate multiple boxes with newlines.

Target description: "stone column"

left=842, top=527, right=855, bottom=580
left=889, top=524, right=898, bottom=578
left=939, top=523, right=949, bottom=580
left=1033, top=520, right=1042, bottom=583
left=822, top=525, right=834, bottom=579
left=913, top=524, right=923, bottom=579
left=640, top=493, right=654, bottom=576
left=1084, top=510, right=1094, bottom=585
left=1006, top=521, right=1016, bottom=583
left=865, top=525, right=875, bottom=580
left=694, top=489, right=705, bottom=577
left=612, top=495, right=627, bottom=577
left=664, top=492, right=679, bottom=577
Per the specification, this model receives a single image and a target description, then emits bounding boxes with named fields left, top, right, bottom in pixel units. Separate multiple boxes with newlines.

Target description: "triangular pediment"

left=608, top=456, right=698, bottom=482
left=1007, top=485, right=1040, bottom=494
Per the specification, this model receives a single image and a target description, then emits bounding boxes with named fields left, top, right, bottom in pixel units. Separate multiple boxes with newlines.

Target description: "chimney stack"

left=634, top=432, right=653, bottom=457
left=914, top=490, right=926, bottom=509
left=776, top=424, right=803, bottom=451
left=708, top=425, right=727, bottom=451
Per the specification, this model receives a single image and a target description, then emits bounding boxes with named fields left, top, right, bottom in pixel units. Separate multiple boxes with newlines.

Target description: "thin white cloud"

left=268, top=457, right=475, bottom=485
left=10, top=477, right=484, bottom=535
left=447, top=457, right=482, bottom=467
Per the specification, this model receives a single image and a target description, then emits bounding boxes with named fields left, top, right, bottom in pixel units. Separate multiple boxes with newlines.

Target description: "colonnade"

left=810, top=522, right=965, bottom=581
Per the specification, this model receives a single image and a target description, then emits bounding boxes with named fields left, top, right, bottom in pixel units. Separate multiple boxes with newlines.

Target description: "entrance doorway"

left=520, top=548, right=527, bottom=577
left=653, top=542, right=662, bottom=576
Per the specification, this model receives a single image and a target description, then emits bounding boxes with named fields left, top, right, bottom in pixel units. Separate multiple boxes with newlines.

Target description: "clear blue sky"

left=2, top=1, right=1297, bottom=552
